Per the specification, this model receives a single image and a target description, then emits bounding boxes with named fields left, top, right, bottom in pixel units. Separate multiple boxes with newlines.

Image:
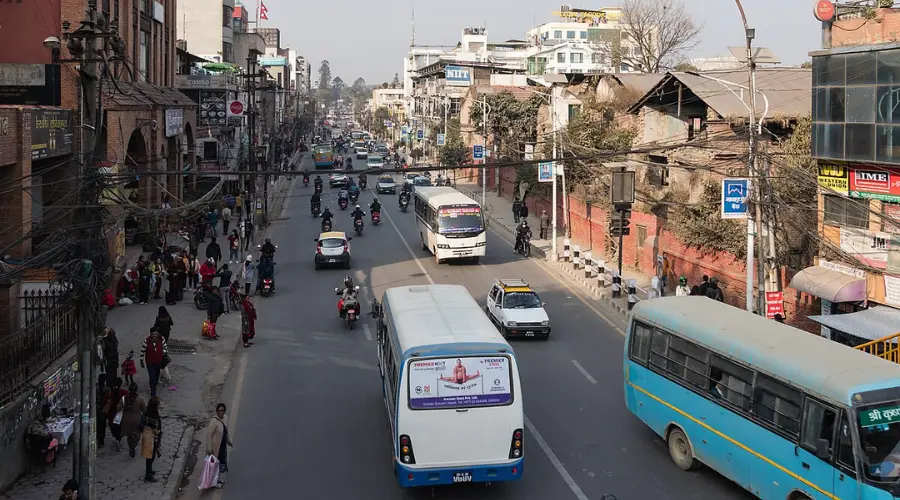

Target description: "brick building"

left=832, top=7, right=900, bottom=47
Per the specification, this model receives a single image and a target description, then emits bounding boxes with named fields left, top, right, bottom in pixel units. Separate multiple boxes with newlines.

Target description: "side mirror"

left=542, top=302, right=547, bottom=307
left=815, top=439, right=831, bottom=460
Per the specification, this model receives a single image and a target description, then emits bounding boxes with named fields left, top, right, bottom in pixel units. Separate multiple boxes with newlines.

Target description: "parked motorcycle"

left=371, top=211, right=381, bottom=226
left=193, top=285, right=212, bottom=310
left=354, top=218, right=364, bottom=236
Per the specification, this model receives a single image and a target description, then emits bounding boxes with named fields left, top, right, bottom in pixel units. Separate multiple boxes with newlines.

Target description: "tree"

left=372, top=107, right=391, bottom=137
left=674, top=62, right=699, bottom=72
left=469, top=91, right=543, bottom=160
left=439, top=119, right=469, bottom=167
left=317, top=60, right=331, bottom=89
left=608, top=0, right=702, bottom=72
left=392, top=73, right=401, bottom=88
left=332, top=76, right=345, bottom=102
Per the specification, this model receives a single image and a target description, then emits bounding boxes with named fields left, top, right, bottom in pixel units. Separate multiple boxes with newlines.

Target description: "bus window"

left=836, top=412, right=857, bottom=472
left=800, top=399, right=837, bottom=456
left=666, top=336, right=709, bottom=390
left=709, top=354, right=753, bottom=411
left=754, top=374, right=802, bottom=436
left=628, top=322, right=653, bottom=363
left=648, top=329, right=669, bottom=374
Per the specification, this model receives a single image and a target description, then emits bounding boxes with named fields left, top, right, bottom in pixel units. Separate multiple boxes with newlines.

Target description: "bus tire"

left=666, top=428, right=698, bottom=471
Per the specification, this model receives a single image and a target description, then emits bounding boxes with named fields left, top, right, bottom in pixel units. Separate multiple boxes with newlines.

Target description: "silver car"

left=376, top=175, right=397, bottom=194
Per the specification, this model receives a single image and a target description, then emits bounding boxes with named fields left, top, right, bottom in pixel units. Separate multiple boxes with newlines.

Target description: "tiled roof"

left=105, top=82, right=197, bottom=109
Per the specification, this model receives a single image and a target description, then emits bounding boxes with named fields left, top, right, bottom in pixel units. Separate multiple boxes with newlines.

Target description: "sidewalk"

left=0, top=174, right=296, bottom=500
left=456, top=181, right=654, bottom=321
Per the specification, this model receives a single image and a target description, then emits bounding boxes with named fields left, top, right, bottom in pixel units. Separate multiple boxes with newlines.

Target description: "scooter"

left=260, top=277, right=274, bottom=297
left=349, top=192, right=359, bottom=205
left=371, top=211, right=381, bottom=226
left=516, top=234, right=532, bottom=257
left=359, top=178, right=368, bottom=190
left=311, top=202, right=321, bottom=217
left=303, top=173, right=310, bottom=186
left=314, top=183, right=323, bottom=195
left=321, top=219, right=333, bottom=232
left=339, top=198, right=349, bottom=211
left=335, top=286, right=361, bottom=330
left=399, top=196, right=409, bottom=212
left=354, top=218, right=364, bottom=236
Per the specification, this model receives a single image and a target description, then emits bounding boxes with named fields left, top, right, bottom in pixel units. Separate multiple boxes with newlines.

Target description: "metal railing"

left=20, top=288, right=67, bottom=326
left=0, top=302, right=77, bottom=406
left=854, top=332, right=900, bottom=364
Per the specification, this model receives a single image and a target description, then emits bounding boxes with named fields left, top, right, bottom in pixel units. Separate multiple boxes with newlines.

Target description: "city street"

left=205, top=156, right=753, bottom=500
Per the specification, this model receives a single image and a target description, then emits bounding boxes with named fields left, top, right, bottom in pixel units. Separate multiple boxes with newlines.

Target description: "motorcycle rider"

left=351, top=204, right=366, bottom=229
left=320, top=206, right=334, bottom=230
left=514, top=220, right=533, bottom=254
left=337, top=187, right=350, bottom=207
left=260, top=238, right=276, bottom=260
left=359, top=173, right=367, bottom=188
left=199, top=257, right=218, bottom=287
left=257, top=239, right=276, bottom=292
left=314, top=175, right=323, bottom=193
left=369, top=198, right=382, bottom=216
left=398, top=189, right=410, bottom=208
left=337, top=276, right=358, bottom=318
left=310, top=192, right=322, bottom=213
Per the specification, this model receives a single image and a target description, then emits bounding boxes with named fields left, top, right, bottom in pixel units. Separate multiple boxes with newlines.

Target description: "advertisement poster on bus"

left=408, top=356, right=512, bottom=409
left=438, top=205, right=484, bottom=234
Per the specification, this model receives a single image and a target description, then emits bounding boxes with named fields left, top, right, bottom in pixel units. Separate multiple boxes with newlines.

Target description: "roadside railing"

left=854, top=332, right=900, bottom=364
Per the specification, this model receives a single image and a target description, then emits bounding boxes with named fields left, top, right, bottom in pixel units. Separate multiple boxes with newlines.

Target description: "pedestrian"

left=140, top=327, right=168, bottom=398
left=660, top=253, right=671, bottom=291
left=539, top=210, right=550, bottom=240
left=121, top=382, right=146, bottom=458
left=705, top=277, right=725, bottom=302
left=224, top=192, right=235, bottom=211
left=106, top=377, right=128, bottom=450
left=243, top=218, right=254, bottom=251
left=241, top=293, right=257, bottom=348
left=244, top=192, right=253, bottom=220
left=138, top=262, right=151, bottom=304
left=188, top=230, right=199, bottom=258
left=154, top=306, right=174, bottom=342
left=519, top=201, right=529, bottom=220
left=165, top=259, right=178, bottom=305
left=121, top=350, right=136, bottom=386
left=96, top=373, right=110, bottom=448
left=206, top=237, right=223, bottom=264
left=178, top=252, right=189, bottom=297
left=219, top=264, right=233, bottom=313
left=228, top=230, right=240, bottom=263
left=151, top=258, right=163, bottom=300
left=188, top=254, right=200, bottom=289
left=207, top=286, right=223, bottom=328
left=196, top=213, right=207, bottom=243
left=205, top=403, right=234, bottom=489
left=140, top=396, right=163, bottom=482
left=222, top=205, right=232, bottom=236
left=59, top=479, right=82, bottom=500
left=691, top=275, right=709, bottom=296
left=512, top=198, right=522, bottom=223
left=240, top=255, right=255, bottom=296
left=235, top=193, right=243, bottom=220
left=102, top=328, right=119, bottom=379
left=208, top=207, right=219, bottom=237
left=675, top=276, right=691, bottom=296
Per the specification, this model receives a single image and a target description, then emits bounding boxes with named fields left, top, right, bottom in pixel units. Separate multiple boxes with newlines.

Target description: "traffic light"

left=609, top=210, right=632, bottom=237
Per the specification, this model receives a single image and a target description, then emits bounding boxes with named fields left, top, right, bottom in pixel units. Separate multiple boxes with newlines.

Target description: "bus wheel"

left=667, top=428, right=698, bottom=471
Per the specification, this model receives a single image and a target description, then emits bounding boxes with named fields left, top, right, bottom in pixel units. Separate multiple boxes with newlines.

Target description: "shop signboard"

left=884, top=275, right=900, bottom=308
left=31, top=109, right=73, bottom=160
left=164, top=109, right=183, bottom=137
left=849, top=166, right=900, bottom=203
left=817, top=163, right=848, bottom=194
left=199, top=91, right=227, bottom=127
left=838, top=226, right=900, bottom=273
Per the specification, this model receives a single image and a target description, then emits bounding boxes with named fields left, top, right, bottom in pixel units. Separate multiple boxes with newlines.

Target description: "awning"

left=788, top=266, right=866, bottom=303
left=808, top=306, right=900, bottom=341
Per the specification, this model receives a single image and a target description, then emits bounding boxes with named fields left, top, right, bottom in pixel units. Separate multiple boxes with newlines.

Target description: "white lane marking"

left=280, top=178, right=294, bottom=219
left=363, top=323, right=373, bottom=341
left=211, top=354, right=248, bottom=500
left=381, top=209, right=435, bottom=285
left=525, top=415, right=590, bottom=500
left=384, top=207, right=588, bottom=500
left=571, top=360, right=598, bottom=385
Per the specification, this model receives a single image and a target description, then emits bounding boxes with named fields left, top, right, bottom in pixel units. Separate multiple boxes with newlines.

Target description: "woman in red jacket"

left=240, top=294, right=257, bottom=348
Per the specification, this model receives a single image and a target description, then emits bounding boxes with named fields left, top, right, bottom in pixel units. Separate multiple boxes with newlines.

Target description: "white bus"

left=413, top=187, right=486, bottom=264
left=375, top=285, right=525, bottom=488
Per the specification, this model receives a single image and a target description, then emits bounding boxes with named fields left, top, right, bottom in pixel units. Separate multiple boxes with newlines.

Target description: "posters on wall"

left=839, top=226, right=900, bottom=274
left=884, top=275, right=900, bottom=308
left=31, top=109, right=73, bottom=160
left=407, top=356, right=513, bottom=409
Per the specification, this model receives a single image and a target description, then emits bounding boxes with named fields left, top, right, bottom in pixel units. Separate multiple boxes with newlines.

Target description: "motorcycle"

left=311, top=202, right=321, bottom=217
left=371, top=211, right=381, bottom=226
left=321, top=219, right=333, bottom=232
left=516, top=234, right=532, bottom=257
left=339, top=198, right=349, bottom=210
left=314, top=183, right=323, bottom=195
left=260, top=277, right=274, bottom=297
left=349, top=192, right=359, bottom=205
left=335, top=286, right=362, bottom=330
left=354, top=218, right=364, bottom=236
left=399, top=196, right=409, bottom=212
left=193, top=284, right=213, bottom=310
left=359, top=177, right=367, bottom=190
left=303, top=174, right=310, bottom=186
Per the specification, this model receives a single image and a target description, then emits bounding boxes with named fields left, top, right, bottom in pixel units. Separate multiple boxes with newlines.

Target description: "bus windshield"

left=858, top=402, right=900, bottom=485
left=438, top=205, right=483, bottom=234
left=407, top=356, right=513, bottom=410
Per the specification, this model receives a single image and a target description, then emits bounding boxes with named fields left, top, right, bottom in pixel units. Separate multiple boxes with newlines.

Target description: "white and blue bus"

left=375, top=284, right=524, bottom=488
left=413, top=187, right=486, bottom=264
left=624, top=296, right=900, bottom=500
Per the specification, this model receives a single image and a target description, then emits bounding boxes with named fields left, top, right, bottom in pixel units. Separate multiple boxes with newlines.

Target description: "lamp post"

left=520, top=86, right=560, bottom=260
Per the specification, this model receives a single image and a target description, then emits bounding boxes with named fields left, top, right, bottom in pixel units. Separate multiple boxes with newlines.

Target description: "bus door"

left=795, top=398, right=840, bottom=500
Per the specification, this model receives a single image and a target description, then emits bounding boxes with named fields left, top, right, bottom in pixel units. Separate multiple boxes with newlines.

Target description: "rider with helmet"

left=320, top=206, right=334, bottom=230
left=675, top=276, right=691, bottom=296
left=351, top=204, right=365, bottom=227
left=369, top=198, right=381, bottom=214
left=514, top=220, right=532, bottom=254
left=337, top=276, right=359, bottom=318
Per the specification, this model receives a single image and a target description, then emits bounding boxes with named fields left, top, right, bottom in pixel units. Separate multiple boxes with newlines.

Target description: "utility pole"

left=480, top=95, right=490, bottom=206
left=550, top=86, right=558, bottom=261
left=243, top=52, right=260, bottom=223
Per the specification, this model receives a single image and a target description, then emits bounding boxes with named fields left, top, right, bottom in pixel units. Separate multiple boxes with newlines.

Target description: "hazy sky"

left=253, top=0, right=821, bottom=84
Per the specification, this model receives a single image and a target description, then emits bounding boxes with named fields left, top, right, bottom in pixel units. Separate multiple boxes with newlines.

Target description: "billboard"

left=849, top=166, right=900, bottom=203
left=817, top=163, right=848, bottom=195
left=445, top=66, right=472, bottom=87
left=31, top=109, right=74, bottom=160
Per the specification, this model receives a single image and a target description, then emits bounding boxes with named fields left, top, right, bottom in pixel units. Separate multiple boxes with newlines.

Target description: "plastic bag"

left=198, top=454, right=220, bottom=489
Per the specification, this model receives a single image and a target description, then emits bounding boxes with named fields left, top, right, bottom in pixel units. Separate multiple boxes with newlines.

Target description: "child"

left=121, top=350, right=137, bottom=386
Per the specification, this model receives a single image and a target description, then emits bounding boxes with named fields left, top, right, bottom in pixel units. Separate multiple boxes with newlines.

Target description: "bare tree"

left=609, top=0, right=702, bottom=73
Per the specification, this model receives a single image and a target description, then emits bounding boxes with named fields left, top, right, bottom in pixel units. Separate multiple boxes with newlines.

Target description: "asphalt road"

left=215, top=156, right=755, bottom=499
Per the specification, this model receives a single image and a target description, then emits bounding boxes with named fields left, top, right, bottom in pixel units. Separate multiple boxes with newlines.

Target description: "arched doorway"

left=124, top=129, right=148, bottom=247
left=183, top=123, right=195, bottom=200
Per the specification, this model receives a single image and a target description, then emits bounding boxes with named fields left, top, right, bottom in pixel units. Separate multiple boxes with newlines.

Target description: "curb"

left=551, top=260, right=635, bottom=320
left=165, top=424, right=196, bottom=500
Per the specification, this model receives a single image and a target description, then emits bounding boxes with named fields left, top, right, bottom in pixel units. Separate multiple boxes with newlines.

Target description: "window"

left=140, top=0, right=150, bottom=13
left=553, top=30, right=562, bottom=39
left=628, top=322, right=652, bottom=363
left=801, top=399, right=837, bottom=456
left=592, top=53, right=605, bottom=64
left=647, top=329, right=669, bottom=374
left=557, top=52, right=566, bottom=63
left=568, top=104, right=581, bottom=121
left=620, top=64, right=630, bottom=72
left=846, top=123, right=875, bottom=161
left=846, top=87, right=876, bottom=123
left=570, top=53, right=583, bottom=64
left=824, top=194, right=870, bottom=229
left=203, top=142, right=218, bottom=161
left=709, top=355, right=753, bottom=411
left=754, top=374, right=802, bottom=436
left=666, top=335, right=709, bottom=389
left=566, top=30, right=576, bottom=39
left=835, top=411, right=857, bottom=471
left=223, top=6, right=233, bottom=27
left=138, top=30, right=150, bottom=82
left=580, top=31, right=588, bottom=39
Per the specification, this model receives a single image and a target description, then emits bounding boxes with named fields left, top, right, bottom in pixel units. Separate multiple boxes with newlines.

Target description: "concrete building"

left=296, top=55, right=312, bottom=97
left=176, top=0, right=236, bottom=63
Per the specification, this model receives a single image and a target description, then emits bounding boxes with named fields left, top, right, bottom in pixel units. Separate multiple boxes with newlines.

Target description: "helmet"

left=373, top=198, right=378, bottom=203
left=356, top=204, right=361, bottom=209
left=207, top=257, right=215, bottom=264
left=245, top=255, right=253, bottom=262
left=710, top=277, right=719, bottom=285
left=679, top=276, right=687, bottom=285
left=522, top=220, right=528, bottom=226
left=343, top=276, right=353, bottom=286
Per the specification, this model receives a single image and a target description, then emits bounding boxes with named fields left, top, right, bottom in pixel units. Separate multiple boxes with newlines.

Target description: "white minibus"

left=413, top=187, right=486, bottom=264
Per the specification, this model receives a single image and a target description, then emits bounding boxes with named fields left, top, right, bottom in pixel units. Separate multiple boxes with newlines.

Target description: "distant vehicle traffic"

left=414, top=187, right=486, bottom=264
left=329, top=172, right=349, bottom=188
left=375, top=284, right=524, bottom=488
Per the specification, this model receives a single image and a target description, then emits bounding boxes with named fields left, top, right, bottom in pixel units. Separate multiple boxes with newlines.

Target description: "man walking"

left=218, top=264, right=233, bottom=313
left=222, top=205, right=232, bottom=236
left=140, top=327, right=168, bottom=398
left=539, top=210, right=550, bottom=240
left=243, top=218, right=254, bottom=251
left=512, top=198, right=522, bottom=224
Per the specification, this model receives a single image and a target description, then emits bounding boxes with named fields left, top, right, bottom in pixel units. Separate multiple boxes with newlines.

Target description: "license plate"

left=328, top=259, right=337, bottom=263
left=525, top=332, right=535, bottom=336
left=453, top=471, right=473, bottom=483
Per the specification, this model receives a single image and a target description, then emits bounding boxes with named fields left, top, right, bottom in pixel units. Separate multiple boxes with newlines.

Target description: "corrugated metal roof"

left=630, top=68, right=810, bottom=120
left=105, top=82, right=197, bottom=109
left=609, top=73, right=664, bottom=95
left=808, top=306, right=900, bottom=342
left=475, top=85, right=541, bottom=101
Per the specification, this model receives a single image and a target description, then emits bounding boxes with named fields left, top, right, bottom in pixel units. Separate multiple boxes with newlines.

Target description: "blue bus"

left=375, top=285, right=524, bottom=488
left=624, top=296, right=900, bottom=500
left=313, top=145, right=333, bottom=168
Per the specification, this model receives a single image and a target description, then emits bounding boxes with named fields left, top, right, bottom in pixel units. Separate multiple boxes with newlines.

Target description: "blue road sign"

left=721, top=178, right=750, bottom=219
left=417, top=129, right=424, bottom=140
left=473, top=145, right=484, bottom=160
left=436, top=133, right=446, bottom=146
left=538, top=162, right=554, bottom=182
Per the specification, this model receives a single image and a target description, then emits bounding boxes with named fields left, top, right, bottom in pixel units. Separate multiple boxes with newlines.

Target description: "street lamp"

left=520, top=85, right=561, bottom=261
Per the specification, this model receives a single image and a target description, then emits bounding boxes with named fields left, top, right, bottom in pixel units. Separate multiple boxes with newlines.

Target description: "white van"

left=375, top=285, right=524, bottom=488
